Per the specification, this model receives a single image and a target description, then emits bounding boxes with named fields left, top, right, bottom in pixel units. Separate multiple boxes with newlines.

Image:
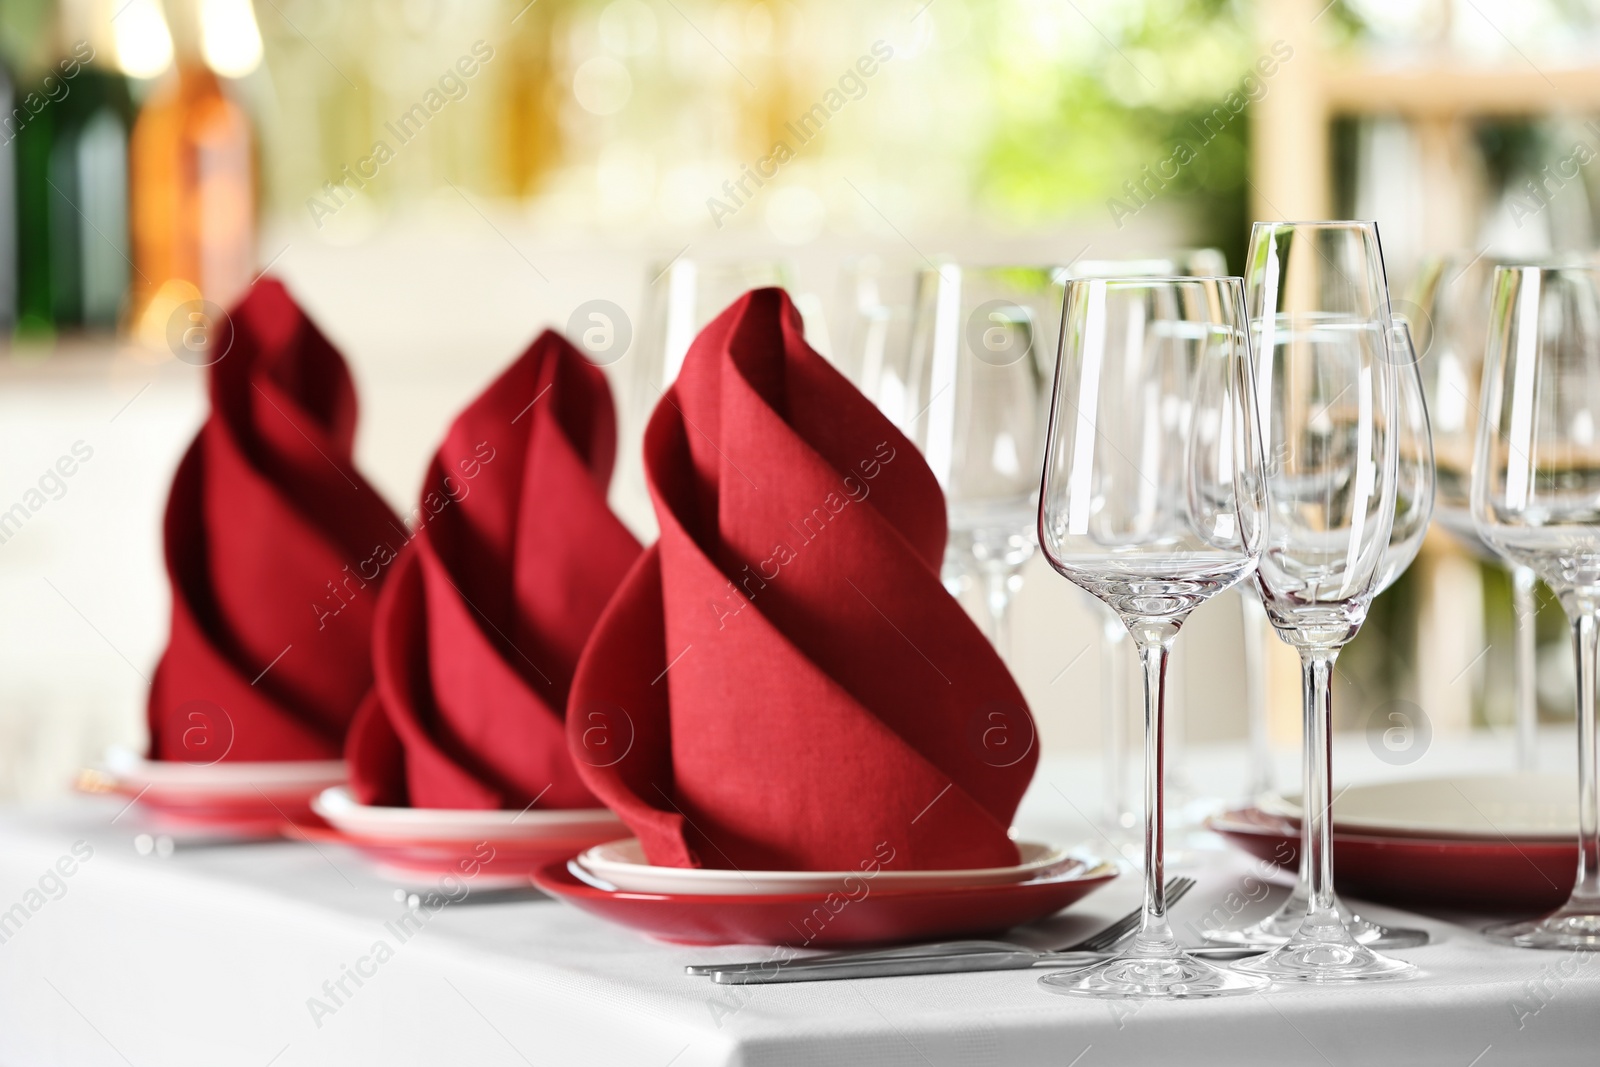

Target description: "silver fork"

left=704, top=878, right=1252, bottom=983
left=686, top=875, right=1196, bottom=977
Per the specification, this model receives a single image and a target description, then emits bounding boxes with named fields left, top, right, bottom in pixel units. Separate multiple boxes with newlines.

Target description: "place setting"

left=76, top=279, right=394, bottom=840
left=308, top=320, right=646, bottom=888
left=637, top=227, right=1442, bottom=994
left=530, top=287, right=1115, bottom=946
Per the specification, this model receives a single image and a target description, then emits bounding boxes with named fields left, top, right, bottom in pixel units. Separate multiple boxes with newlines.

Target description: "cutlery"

left=686, top=875, right=1195, bottom=977
left=709, top=943, right=1265, bottom=984
left=395, top=886, right=550, bottom=908
left=131, top=832, right=288, bottom=856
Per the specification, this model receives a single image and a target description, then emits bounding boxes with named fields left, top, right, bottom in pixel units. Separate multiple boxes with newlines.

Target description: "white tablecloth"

left=2, top=744, right=1597, bottom=1067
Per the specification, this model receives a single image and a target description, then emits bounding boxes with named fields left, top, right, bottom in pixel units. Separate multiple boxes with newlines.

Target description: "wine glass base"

left=1483, top=910, right=1600, bottom=951
left=1232, top=938, right=1416, bottom=983
left=1202, top=885, right=1429, bottom=949
left=1038, top=951, right=1269, bottom=999
left=1205, top=913, right=1393, bottom=948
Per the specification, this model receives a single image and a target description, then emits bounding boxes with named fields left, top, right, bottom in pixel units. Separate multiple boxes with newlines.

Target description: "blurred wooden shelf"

left=1251, top=0, right=1600, bottom=223
left=1322, top=62, right=1600, bottom=117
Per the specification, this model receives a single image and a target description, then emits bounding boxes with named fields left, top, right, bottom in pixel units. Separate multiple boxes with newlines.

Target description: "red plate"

left=300, top=826, right=616, bottom=887
left=1210, top=806, right=1575, bottom=913
left=99, top=780, right=332, bottom=837
left=81, top=754, right=345, bottom=837
left=532, top=856, right=1118, bottom=946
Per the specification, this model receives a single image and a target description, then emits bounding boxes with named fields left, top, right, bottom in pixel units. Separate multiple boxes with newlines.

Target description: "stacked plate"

left=310, top=786, right=628, bottom=888
left=533, top=838, right=1117, bottom=946
left=81, top=747, right=346, bottom=837
left=1211, top=773, right=1577, bottom=912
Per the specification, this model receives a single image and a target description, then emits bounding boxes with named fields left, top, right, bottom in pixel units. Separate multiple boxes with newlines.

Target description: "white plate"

left=576, top=838, right=1076, bottom=896
left=312, top=786, right=627, bottom=842
left=1263, top=773, right=1579, bottom=841
left=101, top=747, right=347, bottom=797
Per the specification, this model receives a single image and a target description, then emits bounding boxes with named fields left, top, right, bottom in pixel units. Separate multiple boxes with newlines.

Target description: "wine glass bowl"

left=638, top=258, right=797, bottom=396
left=1252, top=315, right=1395, bottom=646
left=1036, top=275, right=1268, bottom=999
left=1415, top=253, right=1504, bottom=558
left=1064, top=248, right=1229, bottom=282
left=1417, top=253, right=1595, bottom=553
left=895, top=264, right=1062, bottom=653
left=1375, top=319, right=1437, bottom=595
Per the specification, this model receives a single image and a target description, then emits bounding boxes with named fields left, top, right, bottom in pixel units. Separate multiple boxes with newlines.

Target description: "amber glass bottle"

left=129, top=0, right=254, bottom=344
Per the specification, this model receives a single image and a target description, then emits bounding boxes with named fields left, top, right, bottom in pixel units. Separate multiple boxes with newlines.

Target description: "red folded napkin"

left=568, top=288, right=1037, bottom=872
left=348, top=331, right=642, bottom=809
left=149, top=279, right=403, bottom=762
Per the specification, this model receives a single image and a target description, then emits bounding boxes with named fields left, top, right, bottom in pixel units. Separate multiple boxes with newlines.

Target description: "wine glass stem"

left=983, top=565, right=1017, bottom=661
left=1569, top=608, right=1600, bottom=906
left=1134, top=632, right=1178, bottom=951
left=1300, top=647, right=1340, bottom=919
left=1102, top=612, right=1129, bottom=828
left=1241, top=592, right=1272, bottom=796
left=1513, top=565, right=1539, bottom=772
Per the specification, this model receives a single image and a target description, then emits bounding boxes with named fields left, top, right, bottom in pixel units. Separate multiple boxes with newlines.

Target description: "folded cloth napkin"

left=348, top=330, right=642, bottom=809
left=149, top=279, right=403, bottom=762
left=568, top=289, right=1038, bottom=872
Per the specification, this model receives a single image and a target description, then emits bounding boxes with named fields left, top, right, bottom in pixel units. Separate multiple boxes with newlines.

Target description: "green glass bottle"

left=49, top=53, right=132, bottom=330
left=15, top=0, right=130, bottom=335
left=0, top=50, right=16, bottom=336
left=12, top=55, right=56, bottom=338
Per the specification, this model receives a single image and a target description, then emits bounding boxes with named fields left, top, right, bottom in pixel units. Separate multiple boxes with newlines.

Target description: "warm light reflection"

left=201, top=0, right=265, bottom=79
left=113, top=0, right=175, bottom=79
left=134, top=278, right=202, bottom=350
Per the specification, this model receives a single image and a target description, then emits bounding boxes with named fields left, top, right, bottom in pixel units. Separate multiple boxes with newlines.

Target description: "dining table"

left=1, top=734, right=1595, bottom=1067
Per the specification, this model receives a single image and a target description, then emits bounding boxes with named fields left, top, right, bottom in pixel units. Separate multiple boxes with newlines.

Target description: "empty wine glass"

left=835, top=255, right=916, bottom=395
left=1037, top=275, right=1269, bottom=999
left=638, top=258, right=795, bottom=397
left=1415, top=252, right=1569, bottom=770
left=1472, top=265, right=1600, bottom=951
left=896, top=264, right=1062, bottom=657
left=621, top=258, right=831, bottom=530
left=1230, top=220, right=1416, bottom=984
left=1061, top=250, right=1228, bottom=839
left=1206, top=316, right=1434, bottom=951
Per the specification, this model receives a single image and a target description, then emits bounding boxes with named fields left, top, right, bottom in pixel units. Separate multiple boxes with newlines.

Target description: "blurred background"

left=0, top=0, right=1597, bottom=800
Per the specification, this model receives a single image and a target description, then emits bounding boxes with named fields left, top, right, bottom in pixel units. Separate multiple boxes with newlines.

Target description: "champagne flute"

left=1374, top=319, right=1436, bottom=590
left=1472, top=265, right=1600, bottom=950
left=1037, top=276, right=1269, bottom=999
left=1231, top=220, right=1416, bottom=983
left=1205, top=317, right=1433, bottom=950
